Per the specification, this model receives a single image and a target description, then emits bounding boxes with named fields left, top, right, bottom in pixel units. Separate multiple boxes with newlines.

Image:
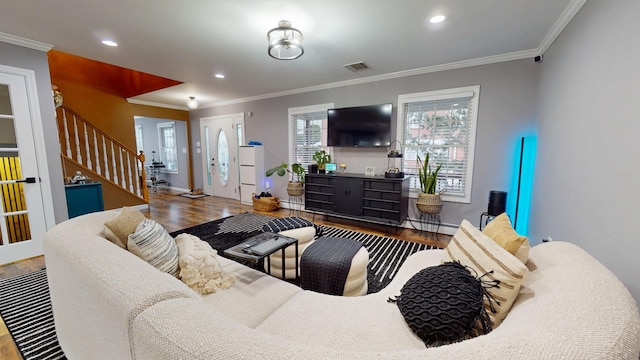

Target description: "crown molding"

left=126, top=98, right=189, bottom=111
left=538, top=0, right=587, bottom=55
left=203, top=48, right=538, bottom=109
left=0, top=32, right=53, bottom=52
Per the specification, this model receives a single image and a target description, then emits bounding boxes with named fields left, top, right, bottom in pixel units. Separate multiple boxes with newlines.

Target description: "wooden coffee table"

left=224, top=232, right=299, bottom=279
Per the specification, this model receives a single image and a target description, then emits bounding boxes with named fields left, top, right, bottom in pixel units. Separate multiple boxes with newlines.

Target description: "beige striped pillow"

left=442, top=219, right=528, bottom=327
left=128, top=219, right=179, bottom=276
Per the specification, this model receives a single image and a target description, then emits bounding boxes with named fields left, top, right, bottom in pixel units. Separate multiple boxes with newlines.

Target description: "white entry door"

left=200, top=114, right=245, bottom=199
left=0, top=70, right=48, bottom=265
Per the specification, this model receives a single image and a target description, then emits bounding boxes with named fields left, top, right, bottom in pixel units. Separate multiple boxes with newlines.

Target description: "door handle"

left=16, top=177, right=37, bottom=184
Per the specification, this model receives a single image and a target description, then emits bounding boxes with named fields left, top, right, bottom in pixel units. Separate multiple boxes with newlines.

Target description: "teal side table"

left=65, top=182, right=105, bottom=218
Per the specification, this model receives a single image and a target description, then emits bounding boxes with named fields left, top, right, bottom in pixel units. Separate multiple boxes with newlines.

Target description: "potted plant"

left=415, top=153, right=445, bottom=214
left=312, top=150, right=332, bottom=174
left=266, top=162, right=306, bottom=196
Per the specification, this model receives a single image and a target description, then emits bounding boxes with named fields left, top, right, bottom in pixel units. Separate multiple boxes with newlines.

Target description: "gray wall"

left=134, top=117, right=190, bottom=190
left=0, top=41, right=67, bottom=224
left=190, top=59, right=539, bottom=231
left=532, top=0, right=640, bottom=302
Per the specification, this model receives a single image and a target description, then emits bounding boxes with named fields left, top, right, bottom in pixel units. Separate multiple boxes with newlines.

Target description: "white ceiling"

left=0, top=0, right=584, bottom=110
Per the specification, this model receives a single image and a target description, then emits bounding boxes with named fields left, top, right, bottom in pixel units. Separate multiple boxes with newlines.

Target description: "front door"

left=0, top=70, right=48, bottom=265
left=200, top=114, right=245, bottom=199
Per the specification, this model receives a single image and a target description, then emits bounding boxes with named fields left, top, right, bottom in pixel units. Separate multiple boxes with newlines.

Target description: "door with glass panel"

left=200, top=114, right=244, bottom=200
left=0, top=72, right=47, bottom=265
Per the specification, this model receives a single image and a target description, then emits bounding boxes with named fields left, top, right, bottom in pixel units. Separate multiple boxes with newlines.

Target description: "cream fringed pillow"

left=175, top=233, right=235, bottom=295
left=482, top=213, right=530, bottom=263
left=442, top=220, right=528, bottom=328
left=103, top=207, right=147, bottom=249
left=128, top=219, right=179, bottom=276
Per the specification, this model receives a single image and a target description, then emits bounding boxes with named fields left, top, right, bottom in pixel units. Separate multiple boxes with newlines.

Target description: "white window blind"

left=397, top=86, right=480, bottom=203
left=158, top=122, right=178, bottom=173
left=288, top=103, right=333, bottom=169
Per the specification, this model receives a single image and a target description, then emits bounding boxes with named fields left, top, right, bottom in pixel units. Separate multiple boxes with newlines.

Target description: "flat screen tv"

left=327, top=103, right=392, bottom=147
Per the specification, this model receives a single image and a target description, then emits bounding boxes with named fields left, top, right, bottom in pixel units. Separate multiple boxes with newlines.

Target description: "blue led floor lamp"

left=512, top=136, right=536, bottom=235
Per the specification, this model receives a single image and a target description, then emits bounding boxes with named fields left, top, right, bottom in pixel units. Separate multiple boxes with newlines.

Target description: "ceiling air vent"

left=343, top=61, right=369, bottom=72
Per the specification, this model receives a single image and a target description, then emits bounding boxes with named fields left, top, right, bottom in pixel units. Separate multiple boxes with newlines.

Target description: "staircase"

left=55, top=106, right=149, bottom=207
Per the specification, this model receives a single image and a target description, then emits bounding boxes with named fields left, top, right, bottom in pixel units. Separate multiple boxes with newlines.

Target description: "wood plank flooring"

left=0, top=188, right=450, bottom=359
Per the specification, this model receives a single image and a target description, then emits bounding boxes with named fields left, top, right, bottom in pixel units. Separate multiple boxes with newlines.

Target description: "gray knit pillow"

left=128, top=219, right=179, bottom=276
left=393, top=261, right=493, bottom=347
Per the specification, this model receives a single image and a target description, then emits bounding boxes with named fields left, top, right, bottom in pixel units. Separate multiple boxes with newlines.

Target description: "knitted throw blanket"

left=300, top=236, right=363, bottom=295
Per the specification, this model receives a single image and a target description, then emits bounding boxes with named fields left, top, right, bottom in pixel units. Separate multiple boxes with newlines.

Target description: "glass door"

left=0, top=73, right=47, bottom=265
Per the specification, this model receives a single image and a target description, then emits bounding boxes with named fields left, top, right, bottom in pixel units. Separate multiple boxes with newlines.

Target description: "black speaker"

left=488, top=191, right=507, bottom=216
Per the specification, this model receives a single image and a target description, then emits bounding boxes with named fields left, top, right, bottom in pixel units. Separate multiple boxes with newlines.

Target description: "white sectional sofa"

left=44, top=211, right=640, bottom=359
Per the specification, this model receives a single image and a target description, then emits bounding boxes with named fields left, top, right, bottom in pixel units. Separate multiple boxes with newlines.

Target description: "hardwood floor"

left=0, top=188, right=450, bottom=359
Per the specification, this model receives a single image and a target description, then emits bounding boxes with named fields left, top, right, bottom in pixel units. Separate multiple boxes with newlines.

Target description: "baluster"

left=73, top=115, right=82, bottom=163
left=111, top=141, right=118, bottom=185
left=62, top=108, right=72, bottom=158
left=119, top=146, right=126, bottom=188
left=102, top=136, right=110, bottom=180
left=127, top=153, right=134, bottom=192
left=84, top=123, right=92, bottom=170
left=93, top=129, right=101, bottom=175
left=134, top=153, right=142, bottom=197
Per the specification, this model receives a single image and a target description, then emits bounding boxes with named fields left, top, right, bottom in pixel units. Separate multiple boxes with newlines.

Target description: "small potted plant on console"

left=266, top=162, right=306, bottom=196
left=312, top=150, right=332, bottom=174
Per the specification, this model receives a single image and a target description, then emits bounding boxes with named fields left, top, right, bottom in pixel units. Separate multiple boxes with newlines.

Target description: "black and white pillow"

left=128, top=219, right=179, bottom=276
left=393, top=261, right=493, bottom=347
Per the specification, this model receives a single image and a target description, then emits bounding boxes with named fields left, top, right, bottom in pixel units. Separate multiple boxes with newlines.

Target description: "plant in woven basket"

left=266, top=162, right=305, bottom=196
left=416, top=153, right=445, bottom=214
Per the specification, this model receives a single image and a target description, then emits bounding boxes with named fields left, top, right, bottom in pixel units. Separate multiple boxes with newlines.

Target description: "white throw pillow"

left=442, top=219, right=529, bottom=327
left=128, top=219, right=179, bottom=276
left=175, top=233, right=235, bottom=295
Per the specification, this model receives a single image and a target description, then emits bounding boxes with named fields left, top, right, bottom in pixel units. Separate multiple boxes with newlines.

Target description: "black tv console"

left=304, top=173, right=409, bottom=225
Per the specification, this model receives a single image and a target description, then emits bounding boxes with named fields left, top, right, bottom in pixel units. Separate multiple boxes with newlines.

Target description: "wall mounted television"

left=327, top=103, right=392, bottom=147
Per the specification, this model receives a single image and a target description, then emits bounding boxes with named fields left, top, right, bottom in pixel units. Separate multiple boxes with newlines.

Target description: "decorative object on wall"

left=415, top=153, right=445, bottom=214
left=267, top=20, right=303, bottom=60
left=186, top=96, right=198, bottom=109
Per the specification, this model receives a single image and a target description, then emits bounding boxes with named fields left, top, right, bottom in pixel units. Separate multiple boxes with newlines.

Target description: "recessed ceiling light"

left=429, top=15, right=446, bottom=24
left=214, top=73, right=225, bottom=79
left=101, top=40, right=118, bottom=47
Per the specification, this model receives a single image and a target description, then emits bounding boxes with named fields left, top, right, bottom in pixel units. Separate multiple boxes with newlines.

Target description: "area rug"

left=171, top=212, right=440, bottom=293
left=0, top=269, right=66, bottom=360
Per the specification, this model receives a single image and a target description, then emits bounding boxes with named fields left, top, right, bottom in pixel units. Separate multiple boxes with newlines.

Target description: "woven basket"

left=416, top=193, right=442, bottom=214
left=287, top=182, right=304, bottom=197
left=252, top=193, right=280, bottom=212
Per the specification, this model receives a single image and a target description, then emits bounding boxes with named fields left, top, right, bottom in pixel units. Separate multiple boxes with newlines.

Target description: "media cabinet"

left=304, top=173, right=409, bottom=225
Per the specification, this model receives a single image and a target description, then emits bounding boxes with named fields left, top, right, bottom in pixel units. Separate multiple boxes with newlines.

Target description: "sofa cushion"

left=175, top=233, right=235, bottom=294
left=103, top=206, right=146, bottom=249
left=128, top=219, right=179, bottom=276
left=442, top=219, right=528, bottom=327
left=395, top=261, right=492, bottom=347
left=482, top=213, right=529, bottom=263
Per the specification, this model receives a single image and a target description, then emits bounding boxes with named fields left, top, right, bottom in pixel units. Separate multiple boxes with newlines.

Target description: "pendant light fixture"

left=267, top=20, right=303, bottom=60
left=186, top=96, right=198, bottom=109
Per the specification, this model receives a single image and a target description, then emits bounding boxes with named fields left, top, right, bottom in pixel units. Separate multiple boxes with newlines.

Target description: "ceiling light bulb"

left=101, top=40, right=118, bottom=47
left=214, top=73, right=225, bottom=79
left=430, top=15, right=446, bottom=24
left=187, top=97, right=198, bottom=109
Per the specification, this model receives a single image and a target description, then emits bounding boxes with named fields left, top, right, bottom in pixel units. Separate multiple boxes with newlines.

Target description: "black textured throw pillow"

left=392, top=261, right=493, bottom=347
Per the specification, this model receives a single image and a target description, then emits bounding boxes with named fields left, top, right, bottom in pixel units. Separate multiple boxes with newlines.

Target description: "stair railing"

left=56, top=106, right=148, bottom=202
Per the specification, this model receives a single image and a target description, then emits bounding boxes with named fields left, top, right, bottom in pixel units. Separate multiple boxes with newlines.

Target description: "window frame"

left=288, top=103, right=334, bottom=170
left=396, top=85, right=480, bottom=204
left=157, top=121, right=178, bottom=174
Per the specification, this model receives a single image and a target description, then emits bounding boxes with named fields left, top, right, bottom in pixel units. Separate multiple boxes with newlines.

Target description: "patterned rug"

left=171, top=212, right=440, bottom=293
left=0, top=269, right=66, bottom=360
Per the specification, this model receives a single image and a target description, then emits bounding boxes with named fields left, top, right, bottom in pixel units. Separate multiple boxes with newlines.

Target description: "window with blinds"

left=158, top=122, right=178, bottom=173
left=397, top=86, right=480, bottom=203
left=288, top=103, right=334, bottom=169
